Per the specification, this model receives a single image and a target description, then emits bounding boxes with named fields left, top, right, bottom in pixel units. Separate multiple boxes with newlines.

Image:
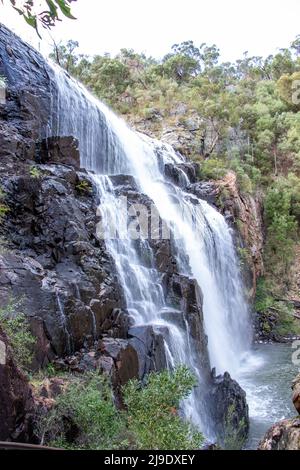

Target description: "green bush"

left=0, top=300, right=35, bottom=371
left=76, top=180, right=92, bottom=194
left=237, top=247, right=251, bottom=267
left=38, top=373, right=125, bottom=449
left=223, top=404, right=247, bottom=450
left=123, top=366, right=203, bottom=450
left=229, top=159, right=253, bottom=193
left=200, top=158, right=227, bottom=180
left=29, top=166, right=42, bottom=179
left=254, top=278, right=275, bottom=313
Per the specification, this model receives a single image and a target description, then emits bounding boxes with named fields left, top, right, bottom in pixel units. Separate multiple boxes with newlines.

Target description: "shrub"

left=200, top=158, right=227, bottom=180
left=76, top=180, right=92, bottom=194
left=223, top=404, right=247, bottom=450
left=254, top=278, right=275, bottom=313
left=37, top=373, right=125, bottom=449
left=0, top=299, right=35, bottom=371
left=123, top=366, right=203, bottom=450
left=29, top=166, right=42, bottom=179
left=237, top=247, right=251, bottom=267
left=275, top=301, right=300, bottom=336
left=0, top=204, right=9, bottom=220
left=229, top=159, right=253, bottom=193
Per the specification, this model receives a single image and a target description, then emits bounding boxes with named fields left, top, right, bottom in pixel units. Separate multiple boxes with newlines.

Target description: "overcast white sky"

left=0, top=0, right=300, bottom=61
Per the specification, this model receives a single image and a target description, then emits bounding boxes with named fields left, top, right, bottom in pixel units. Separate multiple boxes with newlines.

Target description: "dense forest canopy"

left=50, top=37, right=300, bottom=176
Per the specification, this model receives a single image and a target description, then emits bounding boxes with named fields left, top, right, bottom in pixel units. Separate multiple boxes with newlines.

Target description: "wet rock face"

left=187, top=172, right=264, bottom=303
left=109, top=176, right=211, bottom=378
left=128, top=326, right=167, bottom=378
left=210, top=369, right=249, bottom=447
left=214, top=172, right=264, bottom=300
left=187, top=181, right=219, bottom=206
left=164, top=273, right=210, bottom=373
left=0, top=24, right=53, bottom=163
left=92, top=171, right=249, bottom=440
left=164, top=162, right=199, bottom=187
left=37, top=136, right=81, bottom=169
left=0, top=165, right=124, bottom=363
left=0, top=326, right=34, bottom=441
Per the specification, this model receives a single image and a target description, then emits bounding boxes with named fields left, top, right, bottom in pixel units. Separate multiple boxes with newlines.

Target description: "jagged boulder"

left=210, top=369, right=249, bottom=447
left=128, top=326, right=167, bottom=378
left=97, top=337, right=139, bottom=387
left=258, top=418, right=300, bottom=450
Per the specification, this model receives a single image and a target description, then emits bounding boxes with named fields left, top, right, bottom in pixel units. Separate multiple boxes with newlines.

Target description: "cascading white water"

left=89, top=173, right=212, bottom=434
left=49, top=63, right=252, bottom=437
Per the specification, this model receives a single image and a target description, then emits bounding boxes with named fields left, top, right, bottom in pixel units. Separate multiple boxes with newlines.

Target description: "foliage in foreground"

left=37, top=373, right=123, bottom=449
left=223, top=404, right=247, bottom=450
left=2, top=0, right=76, bottom=36
left=37, top=366, right=203, bottom=450
left=123, top=366, right=203, bottom=450
left=0, top=299, right=35, bottom=371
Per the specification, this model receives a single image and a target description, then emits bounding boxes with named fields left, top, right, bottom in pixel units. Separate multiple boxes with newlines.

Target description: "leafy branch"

left=2, top=0, right=77, bottom=37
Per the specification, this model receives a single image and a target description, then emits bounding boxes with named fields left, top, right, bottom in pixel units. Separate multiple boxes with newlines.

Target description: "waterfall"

left=49, top=63, right=252, bottom=437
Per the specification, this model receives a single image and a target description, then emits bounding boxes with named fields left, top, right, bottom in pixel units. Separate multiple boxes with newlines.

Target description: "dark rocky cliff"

left=0, top=23, right=248, bottom=445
